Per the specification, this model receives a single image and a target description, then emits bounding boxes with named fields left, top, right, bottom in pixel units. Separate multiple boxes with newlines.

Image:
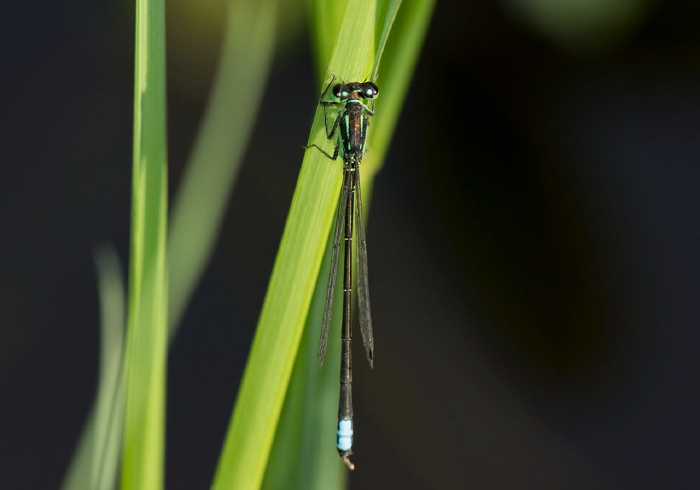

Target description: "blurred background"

left=2, top=0, right=699, bottom=488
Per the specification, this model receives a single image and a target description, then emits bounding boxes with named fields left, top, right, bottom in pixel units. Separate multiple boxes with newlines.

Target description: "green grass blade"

left=262, top=0, right=435, bottom=486
left=167, top=0, right=277, bottom=333
left=366, top=0, right=436, bottom=169
left=63, top=1, right=276, bottom=485
left=210, top=1, right=384, bottom=487
left=209, top=114, right=342, bottom=490
left=306, top=0, right=346, bottom=76
left=61, top=245, right=126, bottom=490
left=120, top=0, right=169, bottom=487
left=371, top=0, right=403, bottom=79
left=261, top=247, right=346, bottom=490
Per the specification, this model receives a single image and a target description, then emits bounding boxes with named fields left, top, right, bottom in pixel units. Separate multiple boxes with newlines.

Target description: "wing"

left=318, top=171, right=351, bottom=367
left=354, top=168, right=374, bottom=368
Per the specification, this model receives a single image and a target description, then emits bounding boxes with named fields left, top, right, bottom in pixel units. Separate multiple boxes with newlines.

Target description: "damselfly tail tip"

left=342, top=454, right=355, bottom=471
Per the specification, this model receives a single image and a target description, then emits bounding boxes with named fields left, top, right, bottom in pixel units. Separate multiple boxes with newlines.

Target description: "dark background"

left=2, top=0, right=700, bottom=488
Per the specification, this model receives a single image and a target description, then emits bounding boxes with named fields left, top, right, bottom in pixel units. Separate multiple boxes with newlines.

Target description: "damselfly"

left=304, top=71, right=378, bottom=470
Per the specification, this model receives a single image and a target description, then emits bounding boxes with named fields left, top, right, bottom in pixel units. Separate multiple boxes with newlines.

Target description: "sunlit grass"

left=120, top=0, right=169, bottom=487
left=62, top=0, right=434, bottom=488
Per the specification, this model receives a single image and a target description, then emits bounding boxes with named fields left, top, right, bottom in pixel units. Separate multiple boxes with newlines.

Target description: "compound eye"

left=332, top=84, right=349, bottom=101
left=363, top=82, right=379, bottom=99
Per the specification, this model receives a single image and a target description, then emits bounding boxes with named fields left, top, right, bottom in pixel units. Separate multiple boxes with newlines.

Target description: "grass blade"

left=63, top=1, right=276, bottom=487
left=120, top=0, right=169, bottom=487
left=167, top=0, right=277, bottom=333
left=366, top=0, right=436, bottom=168
left=210, top=1, right=383, bottom=487
left=263, top=0, right=436, bottom=486
left=61, top=245, right=126, bottom=490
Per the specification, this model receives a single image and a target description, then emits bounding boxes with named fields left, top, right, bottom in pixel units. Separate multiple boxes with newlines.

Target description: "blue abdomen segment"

left=337, top=418, right=353, bottom=452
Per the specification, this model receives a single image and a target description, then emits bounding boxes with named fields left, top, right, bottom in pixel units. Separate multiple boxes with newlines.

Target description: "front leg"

left=317, top=73, right=337, bottom=103
left=319, top=103, right=344, bottom=140
left=360, top=102, right=374, bottom=117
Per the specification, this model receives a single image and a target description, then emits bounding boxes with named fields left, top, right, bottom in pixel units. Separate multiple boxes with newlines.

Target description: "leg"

left=317, top=73, right=336, bottom=103
left=319, top=103, right=343, bottom=140
left=302, top=142, right=339, bottom=161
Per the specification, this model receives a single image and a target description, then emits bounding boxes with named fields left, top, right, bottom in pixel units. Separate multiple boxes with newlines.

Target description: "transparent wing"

left=354, top=168, right=374, bottom=367
left=318, top=172, right=350, bottom=367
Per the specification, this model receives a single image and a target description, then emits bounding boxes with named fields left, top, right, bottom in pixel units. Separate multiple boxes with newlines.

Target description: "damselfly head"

left=331, top=82, right=379, bottom=102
